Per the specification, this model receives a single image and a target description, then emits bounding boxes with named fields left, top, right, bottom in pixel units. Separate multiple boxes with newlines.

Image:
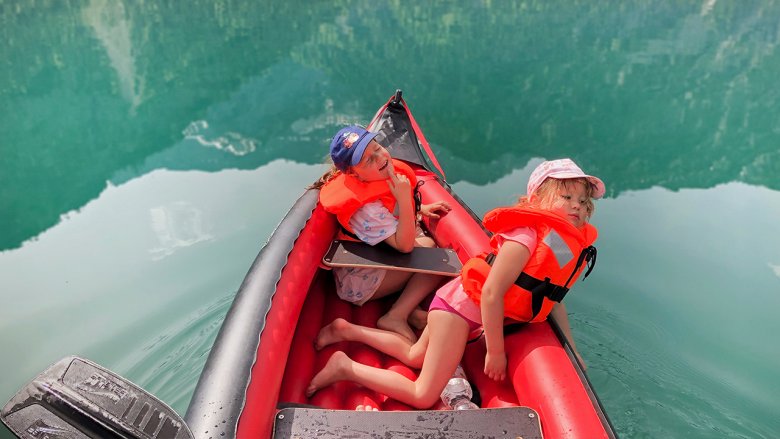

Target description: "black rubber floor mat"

left=273, top=406, right=542, bottom=438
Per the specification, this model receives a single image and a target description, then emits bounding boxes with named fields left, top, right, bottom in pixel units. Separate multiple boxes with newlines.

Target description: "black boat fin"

left=1, top=356, right=193, bottom=439
left=391, top=89, right=403, bottom=106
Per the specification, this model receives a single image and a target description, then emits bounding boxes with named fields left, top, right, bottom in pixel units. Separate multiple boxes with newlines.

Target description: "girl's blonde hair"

left=309, top=164, right=340, bottom=189
left=518, top=177, right=595, bottom=220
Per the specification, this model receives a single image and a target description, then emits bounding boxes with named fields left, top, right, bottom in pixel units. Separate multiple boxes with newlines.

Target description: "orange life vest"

left=461, top=205, right=598, bottom=323
left=319, top=159, right=417, bottom=235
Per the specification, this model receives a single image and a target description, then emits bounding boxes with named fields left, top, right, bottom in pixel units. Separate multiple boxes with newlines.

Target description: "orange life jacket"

left=319, top=159, right=417, bottom=236
left=461, top=205, right=598, bottom=323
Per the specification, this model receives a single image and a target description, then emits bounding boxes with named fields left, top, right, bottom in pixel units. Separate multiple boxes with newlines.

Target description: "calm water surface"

left=2, top=2, right=779, bottom=438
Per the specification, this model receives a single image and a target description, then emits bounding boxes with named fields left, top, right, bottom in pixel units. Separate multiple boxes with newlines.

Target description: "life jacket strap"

left=338, top=226, right=361, bottom=241
left=562, top=245, right=598, bottom=288
left=484, top=243, right=597, bottom=320
left=413, top=180, right=424, bottom=212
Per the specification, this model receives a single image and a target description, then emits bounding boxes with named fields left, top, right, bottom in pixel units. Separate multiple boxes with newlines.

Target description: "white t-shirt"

left=348, top=200, right=398, bottom=245
left=333, top=201, right=398, bottom=304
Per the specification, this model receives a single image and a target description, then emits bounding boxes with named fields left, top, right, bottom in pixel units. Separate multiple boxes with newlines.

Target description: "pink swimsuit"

left=428, top=227, right=538, bottom=332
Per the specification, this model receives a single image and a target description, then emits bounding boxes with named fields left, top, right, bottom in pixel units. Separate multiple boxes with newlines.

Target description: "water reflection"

left=4, top=2, right=780, bottom=251
left=149, top=200, right=214, bottom=261
left=83, top=0, right=145, bottom=112
left=0, top=160, right=327, bottom=423
left=182, top=120, right=257, bottom=157
left=0, top=1, right=334, bottom=250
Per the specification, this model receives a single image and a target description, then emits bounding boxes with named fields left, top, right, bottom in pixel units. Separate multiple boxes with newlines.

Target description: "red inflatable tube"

left=416, top=174, right=491, bottom=260
left=237, top=206, right=336, bottom=439
left=278, top=275, right=327, bottom=404
left=506, top=323, right=608, bottom=439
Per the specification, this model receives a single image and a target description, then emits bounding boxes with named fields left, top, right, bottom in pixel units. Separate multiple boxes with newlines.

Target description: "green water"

left=2, top=1, right=779, bottom=437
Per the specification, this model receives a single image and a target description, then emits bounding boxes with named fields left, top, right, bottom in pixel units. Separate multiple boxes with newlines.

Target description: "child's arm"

left=549, top=302, right=586, bottom=369
left=381, top=164, right=416, bottom=253
left=480, top=240, right=531, bottom=381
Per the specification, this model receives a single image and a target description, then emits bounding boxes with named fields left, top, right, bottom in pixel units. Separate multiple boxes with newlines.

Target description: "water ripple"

left=122, top=291, right=235, bottom=414
left=574, top=303, right=776, bottom=438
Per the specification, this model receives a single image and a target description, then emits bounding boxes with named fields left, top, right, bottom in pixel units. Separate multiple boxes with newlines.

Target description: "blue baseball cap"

left=329, top=125, right=379, bottom=172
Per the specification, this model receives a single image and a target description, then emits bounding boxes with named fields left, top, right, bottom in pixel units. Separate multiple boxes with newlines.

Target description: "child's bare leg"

left=377, top=272, right=442, bottom=342
left=406, top=233, right=434, bottom=332
left=409, top=307, right=428, bottom=330
left=373, top=270, right=413, bottom=298
left=307, top=311, right=469, bottom=408
left=415, top=235, right=436, bottom=247
left=315, top=318, right=429, bottom=368
left=412, top=311, right=470, bottom=404
left=370, top=270, right=415, bottom=340
left=306, top=351, right=354, bottom=397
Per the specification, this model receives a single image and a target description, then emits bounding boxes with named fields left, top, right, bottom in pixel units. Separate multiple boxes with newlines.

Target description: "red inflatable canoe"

left=184, top=90, right=617, bottom=439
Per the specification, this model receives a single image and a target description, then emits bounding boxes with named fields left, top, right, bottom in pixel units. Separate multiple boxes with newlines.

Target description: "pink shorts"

left=429, top=294, right=482, bottom=333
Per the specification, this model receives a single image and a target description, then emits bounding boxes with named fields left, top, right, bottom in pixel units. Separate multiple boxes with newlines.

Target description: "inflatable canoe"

left=1, top=91, right=616, bottom=439
left=184, top=91, right=616, bottom=438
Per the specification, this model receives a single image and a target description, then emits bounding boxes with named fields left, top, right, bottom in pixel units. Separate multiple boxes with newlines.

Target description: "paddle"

left=1, top=356, right=193, bottom=439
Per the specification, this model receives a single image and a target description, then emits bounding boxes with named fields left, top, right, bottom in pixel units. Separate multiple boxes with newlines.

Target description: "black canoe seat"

left=322, top=240, right=462, bottom=276
left=273, top=406, right=542, bottom=439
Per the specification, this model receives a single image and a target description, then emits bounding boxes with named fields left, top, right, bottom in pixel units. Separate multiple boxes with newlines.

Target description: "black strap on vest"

left=413, top=180, right=424, bottom=213
left=485, top=244, right=597, bottom=321
left=339, top=226, right=362, bottom=241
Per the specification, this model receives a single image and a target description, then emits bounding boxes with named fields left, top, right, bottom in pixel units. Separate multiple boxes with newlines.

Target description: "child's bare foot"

left=377, top=313, right=417, bottom=342
left=356, top=404, right=379, bottom=411
left=314, top=318, right=350, bottom=350
left=305, top=351, right=351, bottom=397
left=409, top=309, right=428, bottom=330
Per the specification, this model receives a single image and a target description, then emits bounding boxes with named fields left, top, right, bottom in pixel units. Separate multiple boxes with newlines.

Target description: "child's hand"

left=386, top=162, right=412, bottom=202
left=420, top=201, right=451, bottom=219
left=382, top=158, right=395, bottom=180
left=484, top=351, right=507, bottom=381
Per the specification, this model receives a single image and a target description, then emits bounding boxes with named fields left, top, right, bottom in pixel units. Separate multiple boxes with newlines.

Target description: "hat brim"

left=548, top=171, right=606, bottom=199
left=349, top=131, right=380, bottom=167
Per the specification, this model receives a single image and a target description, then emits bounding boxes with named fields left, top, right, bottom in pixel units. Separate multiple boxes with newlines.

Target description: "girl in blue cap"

left=314, top=125, right=450, bottom=342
